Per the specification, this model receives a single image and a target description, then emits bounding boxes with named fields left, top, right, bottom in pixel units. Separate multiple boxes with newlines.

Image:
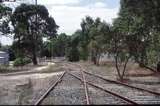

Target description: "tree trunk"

left=96, top=54, right=100, bottom=66
left=32, top=50, right=38, bottom=65
left=157, top=61, right=160, bottom=72
left=122, top=56, right=130, bottom=78
left=115, top=53, right=123, bottom=80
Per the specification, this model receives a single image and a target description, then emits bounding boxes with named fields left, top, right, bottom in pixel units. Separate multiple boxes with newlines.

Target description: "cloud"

left=92, top=2, right=107, bottom=8
left=1, top=0, right=120, bottom=45
left=49, top=4, right=119, bottom=35
left=38, top=0, right=80, bottom=5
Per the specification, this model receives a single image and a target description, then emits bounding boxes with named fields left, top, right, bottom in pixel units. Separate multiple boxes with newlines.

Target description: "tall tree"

left=79, top=16, right=111, bottom=65
left=80, top=16, right=94, bottom=60
left=88, top=18, right=111, bottom=65
left=11, top=4, right=58, bottom=65
left=66, top=30, right=80, bottom=62
left=117, top=0, right=160, bottom=71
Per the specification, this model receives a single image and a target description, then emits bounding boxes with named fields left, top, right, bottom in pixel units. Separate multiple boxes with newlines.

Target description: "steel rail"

left=65, top=63, right=90, bottom=105
left=67, top=71, right=138, bottom=105
left=34, top=71, right=66, bottom=105
left=83, top=71, right=160, bottom=96
left=79, top=66, right=90, bottom=105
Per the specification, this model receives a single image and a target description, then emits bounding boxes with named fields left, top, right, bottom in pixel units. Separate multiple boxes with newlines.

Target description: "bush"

left=23, top=57, right=32, bottom=64
left=13, top=57, right=31, bottom=66
left=67, top=47, right=80, bottom=62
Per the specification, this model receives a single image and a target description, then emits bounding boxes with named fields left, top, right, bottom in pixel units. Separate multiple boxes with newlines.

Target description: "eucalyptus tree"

left=79, top=16, right=111, bottom=65
left=118, top=0, right=160, bottom=71
left=109, top=26, right=131, bottom=81
left=88, top=18, right=111, bottom=65
left=109, top=0, right=139, bottom=80
left=66, top=30, right=81, bottom=62
left=48, top=33, right=71, bottom=57
left=11, top=4, right=58, bottom=65
left=80, top=16, right=94, bottom=60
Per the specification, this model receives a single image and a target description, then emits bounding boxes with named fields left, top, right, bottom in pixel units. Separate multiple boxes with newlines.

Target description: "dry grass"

left=80, top=61, right=156, bottom=78
left=37, top=63, right=66, bottom=74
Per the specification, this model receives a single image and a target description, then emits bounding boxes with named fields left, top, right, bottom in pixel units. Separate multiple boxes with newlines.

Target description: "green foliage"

left=66, top=32, right=80, bottom=62
left=11, top=4, right=58, bottom=65
left=74, top=16, right=111, bottom=64
left=44, top=33, right=71, bottom=57
left=13, top=57, right=31, bottom=66
left=114, top=0, right=160, bottom=70
left=67, top=47, right=79, bottom=62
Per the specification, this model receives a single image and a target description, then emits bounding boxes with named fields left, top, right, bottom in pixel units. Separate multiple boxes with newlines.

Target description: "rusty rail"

left=84, top=71, right=160, bottom=96
left=79, top=66, right=90, bottom=105
left=34, top=71, right=66, bottom=105
left=67, top=71, right=138, bottom=105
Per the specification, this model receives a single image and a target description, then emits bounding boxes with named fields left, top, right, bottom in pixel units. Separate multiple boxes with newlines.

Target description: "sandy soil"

left=0, top=62, right=65, bottom=105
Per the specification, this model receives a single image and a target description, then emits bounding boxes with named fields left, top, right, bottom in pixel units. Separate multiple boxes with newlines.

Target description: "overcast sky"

left=1, top=0, right=120, bottom=45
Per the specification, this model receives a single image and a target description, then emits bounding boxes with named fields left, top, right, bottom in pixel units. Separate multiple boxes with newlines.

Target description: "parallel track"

left=79, top=66, right=90, bottom=104
left=67, top=71, right=138, bottom=105
left=83, top=70, right=160, bottom=96
left=33, top=62, right=160, bottom=105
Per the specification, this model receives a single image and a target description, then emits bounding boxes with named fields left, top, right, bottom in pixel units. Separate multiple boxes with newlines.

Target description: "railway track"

left=34, top=71, right=66, bottom=105
left=72, top=63, right=160, bottom=104
left=33, top=63, right=160, bottom=105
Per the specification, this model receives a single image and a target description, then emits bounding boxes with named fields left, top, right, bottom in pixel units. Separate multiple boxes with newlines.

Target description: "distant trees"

left=64, top=0, right=160, bottom=80
left=11, top=4, right=58, bottom=65
left=88, top=18, right=111, bottom=65
left=44, top=33, right=71, bottom=58
left=74, top=16, right=111, bottom=65
left=66, top=30, right=80, bottom=62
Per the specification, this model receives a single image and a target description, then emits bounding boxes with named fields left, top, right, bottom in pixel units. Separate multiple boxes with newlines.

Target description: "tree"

left=79, top=16, right=111, bottom=65
left=39, top=41, right=51, bottom=58
left=88, top=18, right=111, bottom=65
left=80, top=16, right=94, bottom=60
left=11, top=4, right=58, bottom=65
left=109, top=26, right=131, bottom=81
left=0, top=3, right=12, bottom=35
left=47, top=33, right=71, bottom=57
left=109, top=0, right=136, bottom=80
left=66, top=31, right=80, bottom=62
left=117, top=0, right=160, bottom=72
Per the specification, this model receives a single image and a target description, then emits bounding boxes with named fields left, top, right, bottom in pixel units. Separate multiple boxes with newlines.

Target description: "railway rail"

left=33, top=62, right=160, bottom=105
left=83, top=70, right=160, bottom=96
left=34, top=71, right=66, bottom=105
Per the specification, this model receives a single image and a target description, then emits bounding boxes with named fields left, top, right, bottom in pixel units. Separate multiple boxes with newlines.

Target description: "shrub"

left=67, top=47, right=80, bottom=62
left=23, top=57, right=32, bottom=64
left=13, top=57, right=31, bottom=66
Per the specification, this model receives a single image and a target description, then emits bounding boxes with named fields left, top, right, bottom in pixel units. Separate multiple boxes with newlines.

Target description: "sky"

left=1, top=0, right=120, bottom=45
